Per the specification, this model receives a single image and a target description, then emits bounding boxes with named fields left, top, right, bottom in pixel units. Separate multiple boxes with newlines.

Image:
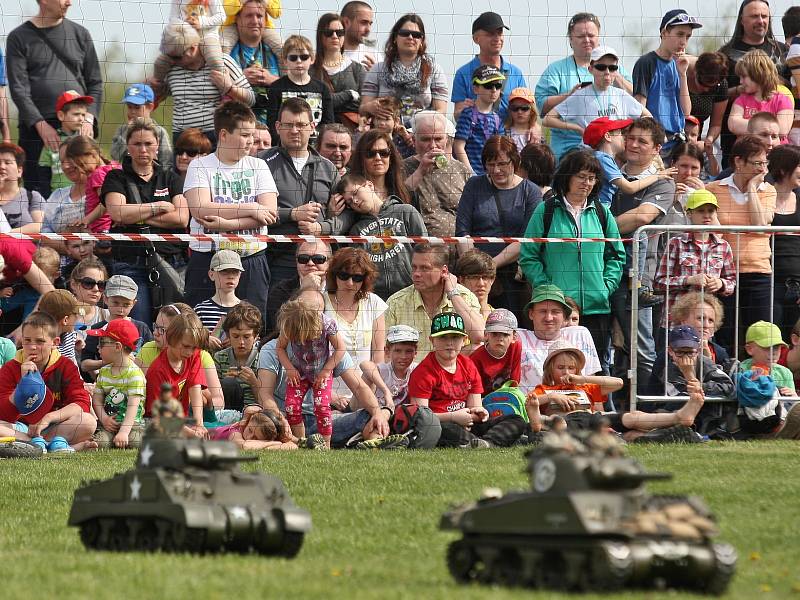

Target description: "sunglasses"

left=336, top=271, right=366, bottom=283
left=175, top=148, right=199, bottom=157
left=397, top=29, right=424, bottom=39
left=287, top=54, right=311, bottom=62
left=77, top=277, right=106, bottom=291
left=366, top=148, right=391, bottom=159
left=592, top=63, right=619, bottom=72
left=510, top=105, right=531, bottom=112
left=322, top=28, right=346, bottom=38
left=297, top=253, right=328, bottom=265
left=480, top=82, right=503, bottom=90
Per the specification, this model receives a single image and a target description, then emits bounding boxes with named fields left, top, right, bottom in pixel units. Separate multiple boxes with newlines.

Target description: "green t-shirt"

left=38, top=129, right=78, bottom=192
left=740, top=358, right=796, bottom=392
left=96, top=359, right=146, bottom=424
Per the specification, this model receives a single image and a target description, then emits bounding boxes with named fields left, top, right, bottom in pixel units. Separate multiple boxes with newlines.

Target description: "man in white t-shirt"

left=340, top=1, right=377, bottom=70
left=516, top=285, right=601, bottom=393
left=183, top=101, right=278, bottom=317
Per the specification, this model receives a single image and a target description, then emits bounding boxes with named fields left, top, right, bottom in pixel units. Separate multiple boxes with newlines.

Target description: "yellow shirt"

left=384, top=283, right=481, bottom=359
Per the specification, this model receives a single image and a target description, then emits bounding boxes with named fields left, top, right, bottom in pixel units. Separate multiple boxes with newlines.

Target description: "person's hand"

left=658, top=166, right=678, bottom=179
left=674, top=353, right=697, bottom=376
left=419, top=149, right=444, bottom=174
left=300, top=272, right=324, bottom=291
left=238, top=366, right=258, bottom=387
left=469, top=406, right=489, bottom=423
left=198, top=215, right=232, bottom=230
left=686, top=273, right=709, bottom=287
left=113, top=430, right=130, bottom=448
left=286, top=367, right=301, bottom=387
left=364, top=408, right=390, bottom=438
left=210, top=69, right=233, bottom=94
left=185, top=14, right=201, bottom=30
left=27, top=417, right=51, bottom=438
left=361, top=53, right=376, bottom=70
left=208, top=336, right=224, bottom=352
left=243, top=65, right=269, bottom=86
left=314, top=369, right=332, bottom=390
left=451, top=408, right=474, bottom=428
left=330, top=394, right=350, bottom=411
left=441, top=268, right=458, bottom=293
left=75, top=338, right=85, bottom=353
left=371, top=103, right=394, bottom=121
left=252, top=206, right=277, bottom=225
left=20, top=361, right=38, bottom=376
left=101, top=414, right=120, bottom=433
left=548, top=393, right=581, bottom=412
left=0, top=287, right=14, bottom=298
left=683, top=176, right=706, bottom=190
left=35, top=120, right=60, bottom=151
left=292, top=202, right=323, bottom=222
left=66, top=218, right=90, bottom=231
left=79, top=121, right=94, bottom=138
left=329, top=193, right=346, bottom=216
left=676, top=51, right=690, bottom=75
left=560, top=373, right=584, bottom=386
left=748, top=171, right=766, bottom=191
left=298, top=220, right=322, bottom=235
left=187, top=423, right=208, bottom=439
left=705, top=277, right=724, bottom=293
left=704, top=136, right=715, bottom=154
left=526, top=127, right=540, bottom=144
left=779, top=387, right=795, bottom=397
left=151, top=201, right=175, bottom=215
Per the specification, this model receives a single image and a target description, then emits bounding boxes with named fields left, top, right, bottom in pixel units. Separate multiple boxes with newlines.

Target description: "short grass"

left=1, top=442, right=798, bottom=600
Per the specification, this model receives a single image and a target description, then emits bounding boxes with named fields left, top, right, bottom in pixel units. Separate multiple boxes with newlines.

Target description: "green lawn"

left=1, top=442, right=798, bottom=599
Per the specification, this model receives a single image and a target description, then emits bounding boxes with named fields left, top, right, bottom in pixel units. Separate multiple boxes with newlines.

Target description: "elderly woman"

left=0, top=142, right=43, bottom=234
left=706, top=135, right=776, bottom=349
left=158, top=22, right=255, bottom=145
left=348, top=130, right=411, bottom=203
left=360, top=14, right=448, bottom=128
left=456, top=135, right=543, bottom=323
left=520, top=149, right=624, bottom=365
left=310, top=13, right=366, bottom=130
left=323, top=247, right=386, bottom=409
left=172, top=128, right=212, bottom=187
left=100, top=118, right=189, bottom=323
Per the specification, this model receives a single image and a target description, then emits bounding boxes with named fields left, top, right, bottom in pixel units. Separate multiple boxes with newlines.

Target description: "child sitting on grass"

left=214, top=302, right=261, bottom=412
left=468, top=308, right=522, bottom=393
left=88, top=319, right=145, bottom=449
left=210, top=406, right=298, bottom=450
left=360, top=324, right=420, bottom=411
left=37, top=289, right=83, bottom=365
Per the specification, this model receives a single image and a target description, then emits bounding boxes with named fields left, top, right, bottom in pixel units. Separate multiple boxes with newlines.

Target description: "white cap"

left=590, top=46, right=619, bottom=62
left=386, top=324, right=420, bottom=344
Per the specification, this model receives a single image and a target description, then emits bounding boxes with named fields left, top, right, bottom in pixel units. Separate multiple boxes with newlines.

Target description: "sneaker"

left=356, top=434, right=409, bottom=450
left=469, top=437, right=493, bottom=449
left=29, top=436, right=48, bottom=454
left=47, top=436, right=75, bottom=453
left=305, top=433, right=328, bottom=451
left=633, top=425, right=704, bottom=444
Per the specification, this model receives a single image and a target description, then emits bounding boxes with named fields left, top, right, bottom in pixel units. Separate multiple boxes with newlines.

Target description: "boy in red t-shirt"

left=408, top=312, right=526, bottom=448
left=0, top=312, right=96, bottom=451
left=145, top=313, right=208, bottom=439
left=469, top=309, right=522, bottom=392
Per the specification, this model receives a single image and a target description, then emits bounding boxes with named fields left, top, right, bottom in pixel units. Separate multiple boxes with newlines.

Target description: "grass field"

left=1, top=441, right=798, bottom=600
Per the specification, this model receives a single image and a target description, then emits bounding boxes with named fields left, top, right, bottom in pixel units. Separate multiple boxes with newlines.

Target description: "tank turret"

left=441, top=432, right=736, bottom=594
left=68, top=427, right=311, bottom=557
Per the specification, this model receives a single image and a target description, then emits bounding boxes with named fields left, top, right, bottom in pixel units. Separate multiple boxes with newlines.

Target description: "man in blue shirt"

left=632, top=9, right=700, bottom=152
left=451, top=12, right=527, bottom=122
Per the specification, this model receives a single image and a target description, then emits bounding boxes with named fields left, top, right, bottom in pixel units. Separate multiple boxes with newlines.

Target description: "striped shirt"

left=165, top=54, right=255, bottom=134
left=194, top=298, right=238, bottom=338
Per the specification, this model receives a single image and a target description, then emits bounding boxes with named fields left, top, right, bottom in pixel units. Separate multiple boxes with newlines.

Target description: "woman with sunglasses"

left=69, top=257, right=110, bottom=333
left=323, top=247, right=386, bottom=407
left=685, top=52, right=730, bottom=155
left=348, top=130, right=411, bottom=204
left=172, top=128, right=212, bottom=187
left=310, top=13, right=366, bottom=131
left=360, top=14, right=448, bottom=128
left=542, top=47, right=647, bottom=154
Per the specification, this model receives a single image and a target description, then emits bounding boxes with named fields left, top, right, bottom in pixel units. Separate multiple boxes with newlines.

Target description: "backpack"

left=390, top=403, right=441, bottom=449
left=469, top=107, right=502, bottom=138
left=482, top=380, right=529, bottom=423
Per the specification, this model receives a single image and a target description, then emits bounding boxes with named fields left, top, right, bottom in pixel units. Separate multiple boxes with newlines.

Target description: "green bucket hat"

left=524, top=284, right=572, bottom=317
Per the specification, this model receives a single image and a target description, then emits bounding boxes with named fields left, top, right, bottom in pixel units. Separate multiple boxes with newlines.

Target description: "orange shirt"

left=706, top=176, right=777, bottom=274
left=534, top=383, right=605, bottom=414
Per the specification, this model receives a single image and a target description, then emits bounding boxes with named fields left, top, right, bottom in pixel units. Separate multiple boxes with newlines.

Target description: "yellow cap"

left=685, top=189, right=718, bottom=211
left=745, top=321, right=787, bottom=348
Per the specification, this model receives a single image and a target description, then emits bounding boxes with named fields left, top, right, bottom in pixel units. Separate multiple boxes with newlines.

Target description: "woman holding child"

left=349, top=130, right=411, bottom=203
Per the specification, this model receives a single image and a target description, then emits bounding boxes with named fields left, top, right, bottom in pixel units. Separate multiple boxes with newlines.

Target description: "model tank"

left=441, top=432, right=736, bottom=594
left=68, top=422, right=311, bottom=556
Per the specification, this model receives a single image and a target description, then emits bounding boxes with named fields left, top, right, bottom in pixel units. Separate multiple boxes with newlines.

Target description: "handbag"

left=124, top=179, right=185, bottom=308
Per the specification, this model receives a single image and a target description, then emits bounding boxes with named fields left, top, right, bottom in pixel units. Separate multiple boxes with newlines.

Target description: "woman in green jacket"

left=519, top=149, right=624, bottom=364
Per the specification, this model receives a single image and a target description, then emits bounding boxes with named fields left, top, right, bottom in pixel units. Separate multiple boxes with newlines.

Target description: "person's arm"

left=452, top=139, right=470, bottom=171
left=144, top=193, right=190, bottom=229
left=0, top=85, right=10, bottom=142
left=21, top=261, right=55, bottom=296
left=104, top=191, right=176, bottom=225
left=83, top=202, right=106, bottom=226
left=185, top=185, right=275, bottom=224
left=745, top=175, right=773, bottom=226
left=275, top=334, right=300, bottom=386
left=186, top=385, right=207, bottom=437
left=92, top=386, right=119, bottom=434
left=614, top=203, right=662, bottom=235
left=430, top=98, right=447, bottom=113
left=316, top=331, right=347, bottom=388
left=358, top=360, right=393, bottom=406
left=443, top=274, right=484, bottom=346
left=114, top=395, right=142, bottom=447
left=727, top=102, right=750, bottom=135
left=12, top=221, right=42, bottom=235
left=676, top=54, right=691, bottom=116
left=705, top=99, right=728, bottom=145
left=565, top=373, right=623, bottom=395
left=610, top=168, right=676, bottom=195
left=777, top=107, right=794, bottom=137
left=254, top=368, right=282, bottom=413
left=410, top=396, right=472, bottom=425
left=27, top=402, right=84, bottom=438
left=492, top=243, right=520, bottom=269
left=338, top=366, right=390, bottom=437
left=210, top=57, right=255, bottom=106
left=203, top=364, right=225, bottom=410
left=542, top=108, right=582, bottom=133
left=370, top=314, right=386, bottom=365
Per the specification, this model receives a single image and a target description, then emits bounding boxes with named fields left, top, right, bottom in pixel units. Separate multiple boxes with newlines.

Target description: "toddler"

left=503, top=87, right=542, bottom=153
left=210, top=407, right=298, bottom=450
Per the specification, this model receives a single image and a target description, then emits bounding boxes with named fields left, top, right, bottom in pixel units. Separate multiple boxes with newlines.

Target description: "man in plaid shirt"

left=654, top=189, right=736, bottom=328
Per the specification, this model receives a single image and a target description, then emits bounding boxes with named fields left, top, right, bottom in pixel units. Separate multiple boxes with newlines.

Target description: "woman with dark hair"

left=172, top=128, right=212, bottom=186
left=686, top=52, right=730, bottom=153
left=668, top=142, right=707, bottom=208
left=519, top=143, right=555, bottom=194
left=0, top=142, right=43, bottom=233
left=456, top=135, right=543, bottom=321
left=323, top=247, right=386, bottom=405
left=348, top=129, right=411, bottom=204
left=768, top=144, right=800, bottom=337
left=520, top=149, right=624, bottom=359
left=360, top=13, right=448, bottom=127
left=310, top=13, right=366, bottom=130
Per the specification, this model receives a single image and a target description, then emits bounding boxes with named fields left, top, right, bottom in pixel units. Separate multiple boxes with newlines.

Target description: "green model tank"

left=68, top=425, right=311, bottom=556
left=441, top=432, right=736, bottom=594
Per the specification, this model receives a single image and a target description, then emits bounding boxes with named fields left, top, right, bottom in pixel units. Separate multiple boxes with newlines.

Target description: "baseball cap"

left=543, top=340, right=586, bottom=375
left=582, top=117, right=633, bottom=148
left=685, top=189, right=719, bottom=211
left=472, top=12, right=509, bottom=34
left=508, top=87, right=535, bottom=105
left=746, top=321, right=788, bottom=348
left=472, top=65, right=505, bottom=85
left=210, top=249, right=245, bottom=272
left=122, top=84, right=155, bottom=105
left=660, top=9, right=702, bottom=32
left=485, top=308, right=517, bottom=333
left=430, top=312, right=467, bottom=338
left=386, top=324, right=420, bottom=344
left=86, top=319, right=141, bottom=351
left=524, top=285, right=573, bottom=317
left=104, top=275, right=138, bottom=300
left=14, top=371, right=48, bottom=421
left=685, top=115, right=701, bottom=127
left=668, top=325, right=701, bottom=350
left=55, top=90, right=94, bottom=113
left=590, top=46, right=619, bottom=62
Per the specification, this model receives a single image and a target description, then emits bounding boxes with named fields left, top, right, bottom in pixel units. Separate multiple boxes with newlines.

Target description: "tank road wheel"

left=107, top=520, right=130, bottom=551
left=492, top=547, right=522, bottom=587
left=704, top=544, right=737, bottom=596
left=591, top=542, right=634, bottom=591
left=183, top=528, right=207, bottom=554
left=447, top=540, right=477, bottom=583
left=279, top=532, right=305, bottom=558
left=79, top=519, right=100, bottom=549
left=130, top=519, right=159, bottom=552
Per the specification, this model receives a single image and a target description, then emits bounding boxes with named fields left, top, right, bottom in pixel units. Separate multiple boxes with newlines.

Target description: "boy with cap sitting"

left=110, top=84, right=173, bottom=167
left=453, top=65, right=505, bottom=175
left=0, top=312, right=96, bottom=452
left=408, top=312, right=526, bottom=448
left=468, top=308, right=522, bottom=393
left=87, top=319, right=145, bottom=448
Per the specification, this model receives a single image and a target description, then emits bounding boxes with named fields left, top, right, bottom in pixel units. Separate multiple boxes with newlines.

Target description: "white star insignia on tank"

left=230, top=506, right=248, bottom=520
left=130, top=476, right=142, bottom=501
left=139, top=445, right=154, bottom=467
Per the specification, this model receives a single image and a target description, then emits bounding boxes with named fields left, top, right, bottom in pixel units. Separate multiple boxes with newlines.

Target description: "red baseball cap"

left=86, top=319, right=141, bottom=351
left=685, top=115, right=701, bottom=127
left=582, top=117, right=633, bottom=148
left=55, top=90, right=94, bottom=113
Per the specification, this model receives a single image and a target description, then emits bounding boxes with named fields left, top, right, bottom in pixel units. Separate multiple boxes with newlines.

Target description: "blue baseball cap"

left=122, top=84, right=155, bottom=105
left=668, top=325, right=701, bottom=350
left=14, top=371, right=48, bottom=420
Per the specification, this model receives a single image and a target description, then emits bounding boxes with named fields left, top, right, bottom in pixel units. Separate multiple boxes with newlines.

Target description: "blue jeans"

left=610, top=284, right=656, bottom=408
left=112, top=259, right=152, bottom=325
left=303, top=409, right=371, bottom=448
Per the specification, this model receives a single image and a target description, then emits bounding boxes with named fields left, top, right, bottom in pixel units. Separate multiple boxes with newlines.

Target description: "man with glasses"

left=259, top=97, right=342, bottom=284
left=452, top=12, right=527, bottom=122
left=632, top=9, right=701, bottom=152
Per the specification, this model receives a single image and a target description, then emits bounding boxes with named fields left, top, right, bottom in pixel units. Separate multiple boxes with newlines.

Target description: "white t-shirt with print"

left=376, top=360, right=419, bottom=408
left=516, top=326, right=601, bottom=391
left=184, top=154, right=278, bottom=254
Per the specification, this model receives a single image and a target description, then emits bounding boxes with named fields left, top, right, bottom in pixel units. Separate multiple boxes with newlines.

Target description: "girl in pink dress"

left=63, top=136, right=119, bottom=232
